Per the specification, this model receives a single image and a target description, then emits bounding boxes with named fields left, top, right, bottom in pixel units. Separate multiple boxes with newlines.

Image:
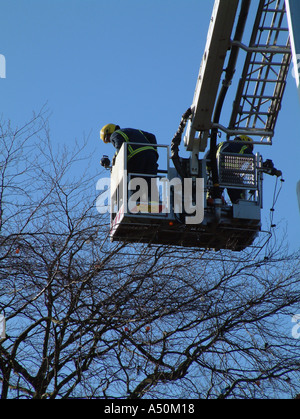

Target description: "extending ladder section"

left=226, top=0, right=292, bottom=143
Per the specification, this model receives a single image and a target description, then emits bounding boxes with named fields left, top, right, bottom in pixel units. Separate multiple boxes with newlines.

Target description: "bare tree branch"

left=0, top=113, right=300, bottom=399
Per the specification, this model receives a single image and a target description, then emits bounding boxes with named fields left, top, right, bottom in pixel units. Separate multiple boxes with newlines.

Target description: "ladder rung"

left=246, top=78, right=285, bottom=83
left=243, top=95, right=275, bottom=100
left=262, top=8, right=286, bottom=13
left=250, top=61, right=284, bottom=66
left=253, top=44, right=290, bottom=50
left=258, top=26, right=289, bottom=31
left=241, top=111, right=274, bottom=116
left=231, top=41, right=291, bottom=54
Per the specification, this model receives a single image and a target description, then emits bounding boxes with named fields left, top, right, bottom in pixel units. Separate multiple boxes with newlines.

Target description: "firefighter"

left=100, top=124, right=159, bottom=200
left=210, top=135, right=282, bottom=205
left=216, top=135, right=254, bottom=204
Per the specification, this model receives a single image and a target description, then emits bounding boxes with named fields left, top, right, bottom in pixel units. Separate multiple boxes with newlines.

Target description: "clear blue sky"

left=1, top=0, right=299, bottom=251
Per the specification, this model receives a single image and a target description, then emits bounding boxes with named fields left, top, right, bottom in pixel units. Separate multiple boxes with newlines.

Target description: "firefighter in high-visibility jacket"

left=100, top=123, right=158, bottom=197
left=216, top=135, right=254, bottom=204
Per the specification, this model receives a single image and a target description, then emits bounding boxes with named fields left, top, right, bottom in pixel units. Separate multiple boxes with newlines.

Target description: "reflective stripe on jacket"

left=115, top=130, right=157, bottom=161
left=217, top=142, right=253, bottom=156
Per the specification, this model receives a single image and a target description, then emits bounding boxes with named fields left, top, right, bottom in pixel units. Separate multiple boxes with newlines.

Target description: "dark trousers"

left=227, top=188, right=245, bottom=204
left=128, top=151, right=158, bottom=200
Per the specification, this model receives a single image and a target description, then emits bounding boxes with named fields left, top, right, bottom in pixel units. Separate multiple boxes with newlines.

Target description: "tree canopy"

left=0, top=112, right=300, bottom=399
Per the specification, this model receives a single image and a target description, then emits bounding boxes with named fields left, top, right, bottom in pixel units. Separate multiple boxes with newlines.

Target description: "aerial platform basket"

left=107, top=0, right=292, bottom=252
left=109, top=143, right=262, bottom=252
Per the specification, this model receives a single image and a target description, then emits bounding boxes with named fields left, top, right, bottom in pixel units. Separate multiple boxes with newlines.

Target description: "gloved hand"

left=273, top=169, right=282, bottom=178
left=263, top=159, right=282, bottom=177
left=100, top=156, right=111, bottom=168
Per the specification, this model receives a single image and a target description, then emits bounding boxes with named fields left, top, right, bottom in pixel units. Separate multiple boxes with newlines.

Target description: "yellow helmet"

left=237, top=135, right=253, bottom=143
left=100, top=124, right=118, bottom=143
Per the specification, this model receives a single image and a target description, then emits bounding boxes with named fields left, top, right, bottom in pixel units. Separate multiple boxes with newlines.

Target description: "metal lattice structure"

left=225, top=0, right=292, bottom=143
left=218, top=153, right=257, bottom=189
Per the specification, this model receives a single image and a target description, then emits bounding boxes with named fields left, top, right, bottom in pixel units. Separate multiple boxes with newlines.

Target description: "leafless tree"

left=0, top=112, right=300, bottom=399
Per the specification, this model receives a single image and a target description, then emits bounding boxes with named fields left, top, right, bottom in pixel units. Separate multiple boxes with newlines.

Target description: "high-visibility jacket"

left=206, top=141, right=254, bottom=175
left=217, top=141, right=253, bottom=156
left=110, top=128, right=158, bottom=161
